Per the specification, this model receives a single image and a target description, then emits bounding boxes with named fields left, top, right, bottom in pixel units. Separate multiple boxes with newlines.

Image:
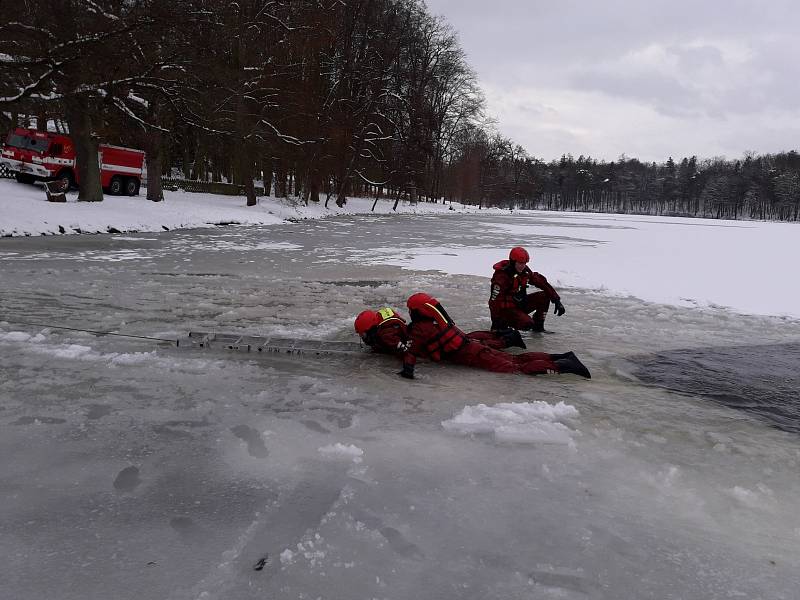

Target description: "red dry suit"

left=489, top=259, right=560, bottom=330
left=402, top=301, right=558, bottom=376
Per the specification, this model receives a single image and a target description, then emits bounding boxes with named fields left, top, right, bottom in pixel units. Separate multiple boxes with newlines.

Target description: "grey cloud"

left=424, top=0, right=800, bottom=158
left=666, top=44, right=725, bottom=71
left=743, top=36, right=800, bottom=112
left=426, top=0, right=800, bottom=76
left=568, top=69, right=706, bottom=119
left=569, top=32, right=800, bottom=119
left=515, top=102, right=559, bottom=117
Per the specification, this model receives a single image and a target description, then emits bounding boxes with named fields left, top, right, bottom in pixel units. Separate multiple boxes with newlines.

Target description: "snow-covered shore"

left=0, top=178, right=494, bottom=237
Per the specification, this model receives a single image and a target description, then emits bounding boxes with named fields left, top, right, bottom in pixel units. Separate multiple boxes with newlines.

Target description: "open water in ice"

left=1, top=213, right=799, bottom=600
left=633, top=342, right=800, bottom=434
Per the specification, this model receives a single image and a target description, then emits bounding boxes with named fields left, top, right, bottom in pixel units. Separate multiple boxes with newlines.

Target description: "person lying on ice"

left=354, top=306, right=526, bottom=356
left=489, top=246, right=565, bottom=333
left=398, top=292, right=590, bottom=380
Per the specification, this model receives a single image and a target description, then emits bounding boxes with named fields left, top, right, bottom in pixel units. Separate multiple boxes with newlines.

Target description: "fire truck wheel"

left=15, top=173, right=35, bottom=184
left=109, top=176, right=124, bottom=195
left=55, top=170, right=74, bottom=191
left=125, top=178, right=140, bottom=196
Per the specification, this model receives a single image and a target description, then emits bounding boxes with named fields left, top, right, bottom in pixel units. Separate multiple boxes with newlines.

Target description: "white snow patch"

left=726, top=483, right=775, bottom=510
left=442, top=401, right=579, bottom=446
left=29, top=343, right=96, bottom=360
left=108, top=351, right=158, bottom=365
left=357, top=213, right=800, bottom=319
left=318, top=443, right=364, bottom=463
left=0, top=331, right=42, bottom=343
left=199, top=240, right=302, bottom=252
left=19, top=341, right=158, bottom=366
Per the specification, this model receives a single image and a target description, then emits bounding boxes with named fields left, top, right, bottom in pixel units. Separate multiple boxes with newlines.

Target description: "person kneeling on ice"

left=489, top=246, right=565, bottom=333
left=398, top=292, right=590, bottom=380
left=354, top=306, right=526, bottom=356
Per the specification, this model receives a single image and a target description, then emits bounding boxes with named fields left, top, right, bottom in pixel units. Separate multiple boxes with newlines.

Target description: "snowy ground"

left=0, top=177, right=491, bottom=237
left=2, top=198, right=800, bottom=599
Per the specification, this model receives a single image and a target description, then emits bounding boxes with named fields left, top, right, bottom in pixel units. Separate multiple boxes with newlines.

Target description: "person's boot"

left=552, top=351, right=591, bottom=379
left=530, top=320, right=546, bottom=333
left=499, top=328, right=526, bottom=349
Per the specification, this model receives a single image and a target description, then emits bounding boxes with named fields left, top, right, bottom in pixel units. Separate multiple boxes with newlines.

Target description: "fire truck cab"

left=0, top=128, right=145, bottom=195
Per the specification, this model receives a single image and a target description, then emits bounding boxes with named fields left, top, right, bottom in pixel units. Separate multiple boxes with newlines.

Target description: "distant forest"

left=1, top=1, right=798, bottom=221
left=492, top=151, right=800, bottom=222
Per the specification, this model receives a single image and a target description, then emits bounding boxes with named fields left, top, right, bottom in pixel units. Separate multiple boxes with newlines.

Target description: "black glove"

left=398, top=364, right=415, bottom=379
left=553, top=299, right=566, bottom=316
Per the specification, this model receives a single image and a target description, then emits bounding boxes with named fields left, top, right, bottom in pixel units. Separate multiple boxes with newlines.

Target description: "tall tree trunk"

left=335, top=173, right=348, bottom=207
left=263, top=162, right=273, bottom=196
left=64, top=98, right=103, bottom=202
left=242, top=156, right=256, bottom=206
left=308, top=171, right=320, bottom=203
left=235, top=138, right=256, bottom=206
left=275, top=161, right=287, bottom=198
left=146, top=143, right=164, bottom=202
left=182, top=142, right=191, bottom=179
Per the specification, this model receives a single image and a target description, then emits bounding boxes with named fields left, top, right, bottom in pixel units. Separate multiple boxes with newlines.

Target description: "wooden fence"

left=158, top=177, right=266, bottom=196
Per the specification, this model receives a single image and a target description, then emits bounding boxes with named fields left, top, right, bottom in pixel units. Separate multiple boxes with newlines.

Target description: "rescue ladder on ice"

left=182, top=331, right=367, bottom=356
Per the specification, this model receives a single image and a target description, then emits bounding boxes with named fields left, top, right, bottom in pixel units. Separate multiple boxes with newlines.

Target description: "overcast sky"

left=424, top=0, right=800, bottom=162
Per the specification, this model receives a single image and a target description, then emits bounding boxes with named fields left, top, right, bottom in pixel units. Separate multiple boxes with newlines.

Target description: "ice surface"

left=1, top=213, right=799, bottom=599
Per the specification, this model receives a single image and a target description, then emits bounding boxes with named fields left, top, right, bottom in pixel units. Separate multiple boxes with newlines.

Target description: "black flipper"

left=553, top=351, right=591, bottom=379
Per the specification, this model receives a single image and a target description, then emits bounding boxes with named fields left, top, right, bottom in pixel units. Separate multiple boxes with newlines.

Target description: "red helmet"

left=354, top=310, right=381, bottom=335
left=509, top=246, right=529, bottom=263
left=407, top=292, right=438, bottom=311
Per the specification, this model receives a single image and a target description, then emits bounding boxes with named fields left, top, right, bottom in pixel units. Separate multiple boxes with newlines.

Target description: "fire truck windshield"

left=5, top=133, right=49, bottom=153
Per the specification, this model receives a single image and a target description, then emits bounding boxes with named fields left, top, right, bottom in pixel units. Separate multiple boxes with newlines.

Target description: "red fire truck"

left=0, top=128, right=145, bottom=195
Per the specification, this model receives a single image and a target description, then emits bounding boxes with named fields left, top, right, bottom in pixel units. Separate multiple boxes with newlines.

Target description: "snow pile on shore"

left=0, top=178, right=495, bottom=237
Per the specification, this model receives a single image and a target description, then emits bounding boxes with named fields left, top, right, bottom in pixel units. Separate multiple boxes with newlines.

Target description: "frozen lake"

left=1, top=212, right=799, bottom=600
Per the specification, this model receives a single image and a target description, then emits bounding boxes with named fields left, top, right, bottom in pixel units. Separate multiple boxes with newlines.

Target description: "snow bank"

left=0, top=178, right=493, bottom=237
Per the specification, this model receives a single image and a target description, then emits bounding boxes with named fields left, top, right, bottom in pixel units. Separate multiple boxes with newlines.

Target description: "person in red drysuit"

left=398, top=293, right=590, bottom=380
left=489, top=246, right=565, bottom=332
left=354, top=307, right=526, bottom=356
